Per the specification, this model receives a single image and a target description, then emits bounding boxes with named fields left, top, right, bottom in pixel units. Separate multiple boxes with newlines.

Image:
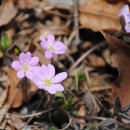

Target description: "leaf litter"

left=0, top=0, right=130, bottom=129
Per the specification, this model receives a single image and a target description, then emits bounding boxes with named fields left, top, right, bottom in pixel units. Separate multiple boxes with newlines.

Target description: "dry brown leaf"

left=87, top=54, right=106, bottom=67
left=0, top=1, right=17, bottom=26
left=77, top=104, right=86, bottom=124
left=4, top=67, right=38, bottom=108
left=80, top=0, right=124, bottom=32
left=17, top=0, right=39, bottom=9
left=39, top=26, right=70, bottom=37
left=4, top=67, right=23, bottom=108
left=102, top=31, right=130, bottom=107
left=0, top=69, right=9, bottom=108
left=33, top=48, right=51, bottom=65
left=78, top=104, right=86, bottom=116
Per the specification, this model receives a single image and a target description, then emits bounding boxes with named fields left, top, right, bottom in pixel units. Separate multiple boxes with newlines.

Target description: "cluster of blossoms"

left=119, top=4, right=130, bottom=33
left=40, top=34, right=66, bottom=59
left=12, top=34, right=67, bottom=94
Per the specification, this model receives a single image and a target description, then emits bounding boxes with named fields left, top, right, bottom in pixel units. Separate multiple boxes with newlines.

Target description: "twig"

left=71, top=114, right=106, bottom=121
left=114, top=30, right=125, bottom=38
left=59, top=118, right=72, bottom=130
left=85, top=68, right=91, bottom=89
left=89, top=85, right=112, bottom=92
left=69, top=43, right=104, bottom=72
left=73, top=0, right=80, bottom=46
left=7, top=107, right=54, bottom=118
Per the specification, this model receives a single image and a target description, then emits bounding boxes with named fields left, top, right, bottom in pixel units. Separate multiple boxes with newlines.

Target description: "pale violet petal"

left=19, top=53, right=26, bottom=63
left=17, top=70, right=25, bottom=78
left=11, top=61, right=21, bottom=71
left=45, top=51, right=53, bottom=59
left=52, top=72, right=67, bottom=83
left=44, top=87, right=56, bottom=94
left=55, top=41, right=66, bottom=49
left=25, top=71, right=34, bottom=80
left=41, top=64, right=49, bottom=76
left=25, top=52, right=31, bottom=61
left=52, top=84, right=64, bottom=91
left=119, top=4, right=129, bottom=16
left=47, top=34, right=55, bottom=44
left=48, top=64, right=55, bottom=78
left=33, top=76, right=42, bottom=86
left=124, top=13, right=130, bottom=23
left=29, top=57, right=39, bottom=66
left=40, top=36, right=47, bottom=49
left=54, top=50, right=65, bottom=54
left=33, top=66, right=43, bottom=78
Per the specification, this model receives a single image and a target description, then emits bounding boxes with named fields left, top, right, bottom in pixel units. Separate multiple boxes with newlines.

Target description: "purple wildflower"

left=11, top=52, right=39, bottom=79
left=33, top=64, right=67, bottom=94
left=40, top=34, right=66, bottom=59
left=119, top=4, right=130, bottom=32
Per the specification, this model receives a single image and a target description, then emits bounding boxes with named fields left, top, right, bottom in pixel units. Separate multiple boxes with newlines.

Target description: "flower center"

left=48, top=45, right=54, bottom=51
left=44, top=79, right=52, bottom=86
left=22, top=64, right=29, bottom=71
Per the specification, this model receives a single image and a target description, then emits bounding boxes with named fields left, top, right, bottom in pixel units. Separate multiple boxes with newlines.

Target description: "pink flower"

left=119, top=4, right=130, bottom=32
left=11, top=52, right=39, bottom=79
left=33, top=64, right=67, bottom=94
left=40, top=34, right=66, bottom=59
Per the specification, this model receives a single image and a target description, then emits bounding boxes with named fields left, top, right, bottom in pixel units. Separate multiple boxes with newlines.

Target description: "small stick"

left=73, top=0, right=80, bottom=46
left=69, top=43, right=103, bottom=72
left=7, top=107, right=54, bottom=118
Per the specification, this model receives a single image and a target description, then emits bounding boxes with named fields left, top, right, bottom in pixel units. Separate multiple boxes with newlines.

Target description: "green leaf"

left=64, top=96, right=73, bottom=110
left=77, top=71, right=86, bottom=82
left=55, top=92, right=64, bottom=98
left=0, top=33, right=10, bottom=53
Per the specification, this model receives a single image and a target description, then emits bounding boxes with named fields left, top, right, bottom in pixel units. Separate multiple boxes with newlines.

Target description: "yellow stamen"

left=44, top=79, right=52, bottom=86
left=22, top=65, right=29, bottom=71
left=48, top=45, right=54, bottom=51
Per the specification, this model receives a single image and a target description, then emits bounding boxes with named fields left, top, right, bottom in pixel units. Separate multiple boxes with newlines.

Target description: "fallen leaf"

left=3, top=67, right=38, bottom=108
left=0, top=1, right=17, bottom=26
left=80, top=0, right=124, bottom=32
left=0, top=69, right=9, bottom=108
left=87, top=54, right=106, bottom=67
left=102, top=31, right=130, bottom=107
left=39, top=25, right=70, bottom=36
left=17, top=0, right=39, bottom=9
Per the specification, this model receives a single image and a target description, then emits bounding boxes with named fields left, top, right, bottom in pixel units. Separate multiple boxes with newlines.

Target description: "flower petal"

left=33, top=72, right=42, bottom=85
left=52, top=84, right=64, bottom=91
left=29, top=57, right=39, bottom=66
left=41, top=64, right=49, bottom=76
left=124, top=13, right=130, bottom=23
left=40, top=37, right=47, bottom=49
left=54, top=41, right=66, bottom=54
left=45, top=50, right=53, bottom=59
left=19, top=52, right=31, bottom=63
left=44, top=87, right=56, bottom=94
left=25, top=52, right=31, bottom=61
left=25, top=71, right=34, bottom=80
left=19, top=53, right=26, bottom=63
left=52, top=72, right=67, bottom=83
left=48, top=64, right=55, bottom=78
left=119, top=4, right=129, bottom=16
left=17, top=70, right=25, bottom=78
left=33, top=66, right=43, bottom=78
left=47, top=34, right=55, bottom=44
left=11, top=61, right=21, bottom=71
left=55, top=41, right=66, bottom=49
left=54, top=50, right=65, bottom=54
